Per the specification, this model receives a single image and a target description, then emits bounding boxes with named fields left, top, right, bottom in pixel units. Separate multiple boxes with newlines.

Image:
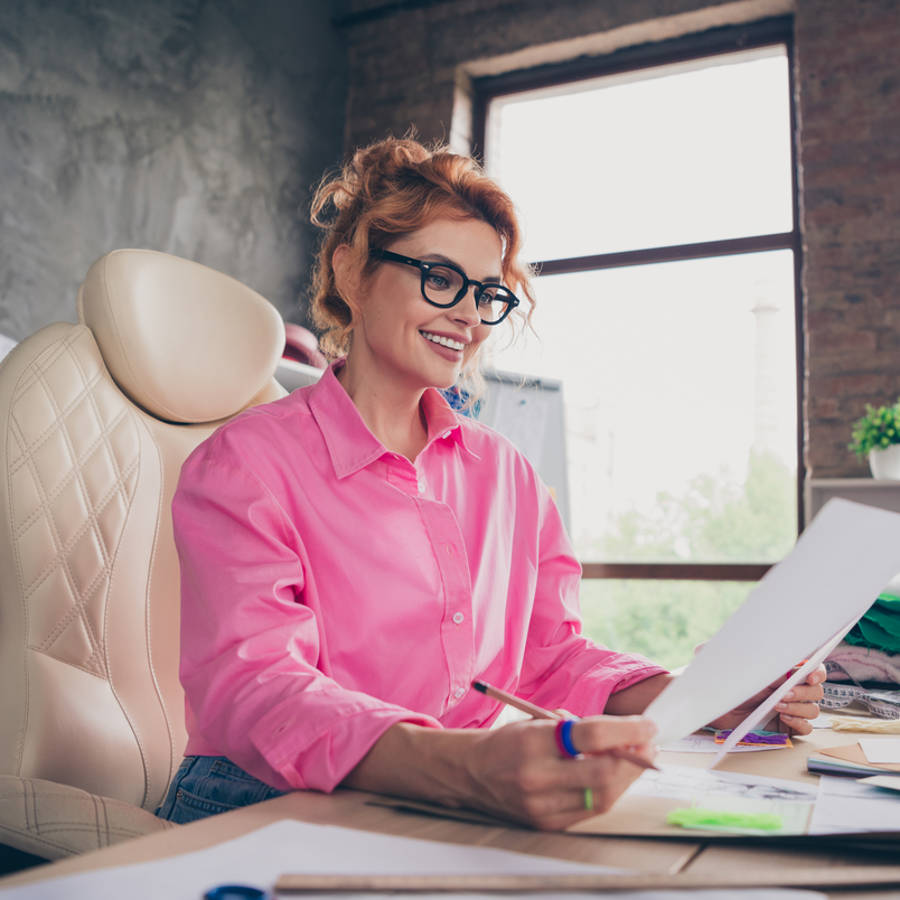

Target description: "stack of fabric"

left=824, top=585, right=900, bottom=718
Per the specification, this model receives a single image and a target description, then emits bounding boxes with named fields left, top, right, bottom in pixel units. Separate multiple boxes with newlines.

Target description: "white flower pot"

left=869, top=445, right=900, bottom=479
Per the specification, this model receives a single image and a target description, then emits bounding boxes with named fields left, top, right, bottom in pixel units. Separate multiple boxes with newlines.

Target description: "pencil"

left=471, top=680, right=659, bottom=771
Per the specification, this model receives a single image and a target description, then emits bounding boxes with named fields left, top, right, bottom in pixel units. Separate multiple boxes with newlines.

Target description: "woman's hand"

left=461, top=715, right=657, bottom=830
left=343, top=715, right=657, bottom=831
left=708, top=664, right=827, bottom=735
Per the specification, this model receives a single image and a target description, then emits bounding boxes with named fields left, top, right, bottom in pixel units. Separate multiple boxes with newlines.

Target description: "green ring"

left=583, top=788, right=594, bottom=811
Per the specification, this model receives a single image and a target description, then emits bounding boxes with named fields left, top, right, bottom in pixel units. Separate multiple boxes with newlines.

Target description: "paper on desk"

left=644, top=499, right=900, bottom=750
left=860, top=775, right=900, bottom=793
left=860, top=738, right=900, bottom=764
left=0, top=819, right=826, bottom=900
left=809, top=775, right=900, bottom=835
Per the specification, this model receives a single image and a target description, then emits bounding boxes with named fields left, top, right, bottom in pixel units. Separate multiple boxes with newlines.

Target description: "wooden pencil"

left=472, top=680, right=659, bottom=771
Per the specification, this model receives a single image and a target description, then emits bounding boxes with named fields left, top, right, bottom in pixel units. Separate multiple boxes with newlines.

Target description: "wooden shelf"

left=806, top=478, right=900, bottom=522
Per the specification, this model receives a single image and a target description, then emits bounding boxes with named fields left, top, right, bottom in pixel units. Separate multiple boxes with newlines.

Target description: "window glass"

left=484, top=250, right=798, bottom=563
left=486, top=47, right=792, bottom=261
left=579, top=579, right=756, bottom=670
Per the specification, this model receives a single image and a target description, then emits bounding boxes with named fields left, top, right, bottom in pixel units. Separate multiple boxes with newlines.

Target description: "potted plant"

left=849, top=399, right=900, bottom=479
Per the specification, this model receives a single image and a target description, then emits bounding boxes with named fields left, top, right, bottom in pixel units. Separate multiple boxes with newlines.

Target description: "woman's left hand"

left=709, top=664, right=827, bottom=735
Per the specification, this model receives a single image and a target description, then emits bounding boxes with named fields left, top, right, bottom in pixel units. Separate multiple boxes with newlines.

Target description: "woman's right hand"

left=344, top=715, right=656, bottom=830
left=459, top=715, right=657, bottom=830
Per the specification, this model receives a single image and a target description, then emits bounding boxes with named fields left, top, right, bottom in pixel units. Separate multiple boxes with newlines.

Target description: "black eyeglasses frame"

left=369, top=248, right=520, bottom=325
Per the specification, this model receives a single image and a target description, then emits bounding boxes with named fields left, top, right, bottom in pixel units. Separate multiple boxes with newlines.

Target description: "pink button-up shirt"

left=173, top=363, right=665, bottom=792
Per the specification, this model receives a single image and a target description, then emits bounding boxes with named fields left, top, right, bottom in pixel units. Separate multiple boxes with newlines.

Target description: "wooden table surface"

left=1, top=720, right=898, bottom=897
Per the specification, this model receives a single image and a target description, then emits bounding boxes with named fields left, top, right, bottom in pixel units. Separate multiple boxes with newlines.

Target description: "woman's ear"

left=332, top=244, right=360, bottom=315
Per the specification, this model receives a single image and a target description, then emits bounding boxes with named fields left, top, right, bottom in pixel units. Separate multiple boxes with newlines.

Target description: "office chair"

left=0, top=249, right=288, bottom=864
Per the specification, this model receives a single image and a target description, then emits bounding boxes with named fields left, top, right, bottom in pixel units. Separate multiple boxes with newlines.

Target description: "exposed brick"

left=343, top=0, right=900, bottom=480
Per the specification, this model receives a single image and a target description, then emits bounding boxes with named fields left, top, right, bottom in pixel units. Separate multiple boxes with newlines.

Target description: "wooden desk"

left=1, top=724, right=897, bottom=897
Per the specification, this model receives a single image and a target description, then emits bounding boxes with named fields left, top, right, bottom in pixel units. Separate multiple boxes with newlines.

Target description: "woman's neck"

left=336, top=359, right=429, bottom=462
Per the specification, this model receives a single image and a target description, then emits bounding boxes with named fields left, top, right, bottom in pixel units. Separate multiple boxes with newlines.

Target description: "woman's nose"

left=452, top=286, right=482, bottom=325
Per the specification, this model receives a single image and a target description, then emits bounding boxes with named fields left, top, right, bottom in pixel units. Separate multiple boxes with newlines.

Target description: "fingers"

left=774, top=673, right=825, bottom=735
left=570, top=715, right=657, bottom=755
left=804, top=664, right=827, bottom=685
left=780, top=680, right=825, bottom=705
left=464, top=717, right=655, bottom=831
left=520, top=757, right=647, bottom=829
left=776, top=711, right=816, bottom=735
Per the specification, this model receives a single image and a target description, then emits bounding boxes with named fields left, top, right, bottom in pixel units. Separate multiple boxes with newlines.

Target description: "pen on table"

left=471, top=679, right=659, bottom=771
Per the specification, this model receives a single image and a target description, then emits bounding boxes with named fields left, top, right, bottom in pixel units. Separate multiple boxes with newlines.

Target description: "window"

left=474, top=19, right=801, bottom=669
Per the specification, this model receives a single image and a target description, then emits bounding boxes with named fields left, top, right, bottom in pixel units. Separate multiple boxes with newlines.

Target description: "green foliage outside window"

left=577, top=451, right=796, bottom=670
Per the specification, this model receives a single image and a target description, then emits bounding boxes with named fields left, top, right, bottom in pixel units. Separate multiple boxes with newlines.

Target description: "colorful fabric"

left=173, top=362, right=665, bottom=793
left=825, top=642, right=900, bottom=685
left=845, top=594, right=900, bottom=655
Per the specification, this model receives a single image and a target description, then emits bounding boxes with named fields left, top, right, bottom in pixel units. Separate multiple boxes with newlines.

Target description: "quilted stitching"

left=0, top=776, right=175, bottom=860
left=8, top=329, right=140, bottom=676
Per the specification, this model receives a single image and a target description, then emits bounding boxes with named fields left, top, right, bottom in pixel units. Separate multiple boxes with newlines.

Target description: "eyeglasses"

left=369, top=248, right=520, bottom=325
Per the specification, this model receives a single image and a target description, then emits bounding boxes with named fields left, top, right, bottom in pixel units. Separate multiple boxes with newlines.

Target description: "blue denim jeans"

left=155, top=756, right=286, bottom=825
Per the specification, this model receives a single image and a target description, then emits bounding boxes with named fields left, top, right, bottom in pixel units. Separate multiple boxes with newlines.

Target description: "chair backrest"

left=0, top=249, right=286, bottom=812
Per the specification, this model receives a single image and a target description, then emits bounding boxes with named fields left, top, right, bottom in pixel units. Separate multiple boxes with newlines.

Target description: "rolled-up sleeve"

left=173, top=447, right=439, bottom=793
left=516, top=482, right=668, bottom=716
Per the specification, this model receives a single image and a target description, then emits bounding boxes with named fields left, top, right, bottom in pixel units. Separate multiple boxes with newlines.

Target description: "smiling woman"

left=331, top=215, right=501, bottom=446
left=155, top=137, right=825, bottom=833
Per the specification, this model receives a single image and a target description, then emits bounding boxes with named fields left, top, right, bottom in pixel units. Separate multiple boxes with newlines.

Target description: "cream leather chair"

left=0, top=249, right=287, bottom=864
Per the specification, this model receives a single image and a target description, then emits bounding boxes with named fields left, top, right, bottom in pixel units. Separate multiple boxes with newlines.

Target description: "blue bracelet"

left=558, top=719, right=580, bottom=758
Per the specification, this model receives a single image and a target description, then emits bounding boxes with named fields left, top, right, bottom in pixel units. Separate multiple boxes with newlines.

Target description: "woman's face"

left=350, top=215, right=501, bottom=393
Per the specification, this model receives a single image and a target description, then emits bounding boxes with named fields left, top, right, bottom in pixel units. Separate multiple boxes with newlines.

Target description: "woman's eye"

left=426, top=272, right=452, bottom=290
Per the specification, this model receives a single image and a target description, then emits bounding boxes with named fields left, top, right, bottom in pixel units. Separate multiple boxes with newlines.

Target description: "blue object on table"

left=204, top=886, right=269, bottom=900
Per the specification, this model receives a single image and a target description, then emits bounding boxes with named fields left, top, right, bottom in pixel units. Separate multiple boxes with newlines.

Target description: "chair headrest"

left=78, top=249, right=285, bottom=424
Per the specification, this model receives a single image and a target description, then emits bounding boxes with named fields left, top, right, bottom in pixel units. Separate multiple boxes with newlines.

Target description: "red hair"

left=309, top=136, right=535, bottom=359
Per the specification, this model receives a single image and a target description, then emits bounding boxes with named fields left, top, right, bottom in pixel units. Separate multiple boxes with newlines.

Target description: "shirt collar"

left=307, top=362, right=478, bottom=479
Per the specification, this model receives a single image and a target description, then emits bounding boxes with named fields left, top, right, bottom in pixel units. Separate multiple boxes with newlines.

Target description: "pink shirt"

left=173, top=363, right=666, bottom=792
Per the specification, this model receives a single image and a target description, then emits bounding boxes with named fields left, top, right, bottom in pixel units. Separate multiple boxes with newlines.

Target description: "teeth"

left=421, top=331, right=464, bottom=351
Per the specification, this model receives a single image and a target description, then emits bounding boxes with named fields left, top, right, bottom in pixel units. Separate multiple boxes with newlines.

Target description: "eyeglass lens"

left=422, top=265, right=513, bottom=323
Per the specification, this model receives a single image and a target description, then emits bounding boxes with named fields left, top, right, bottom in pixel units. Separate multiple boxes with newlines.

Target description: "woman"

left=157, top=137, right=824, bottom=830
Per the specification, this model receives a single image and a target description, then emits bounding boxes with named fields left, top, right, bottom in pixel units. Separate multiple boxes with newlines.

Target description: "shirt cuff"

left=563, top=660, right=669, bottom=715
left=249, top=692, right=441, bottom=793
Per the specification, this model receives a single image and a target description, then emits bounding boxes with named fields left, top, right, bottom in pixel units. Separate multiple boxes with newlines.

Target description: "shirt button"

left=417, top=479, right=426, bottom=494
left=452, top=611, right=465, bottom=625
left=453, top=687, right=465, bottom=699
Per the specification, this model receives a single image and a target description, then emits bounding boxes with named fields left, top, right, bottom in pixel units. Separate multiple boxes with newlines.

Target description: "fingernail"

left=775, top=702, right=788, bottom=711
left=783, top=690, right=795, bottom=700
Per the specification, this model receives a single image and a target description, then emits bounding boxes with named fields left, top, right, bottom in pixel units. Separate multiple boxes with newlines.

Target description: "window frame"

left=472, top=16, right=804, bottom=582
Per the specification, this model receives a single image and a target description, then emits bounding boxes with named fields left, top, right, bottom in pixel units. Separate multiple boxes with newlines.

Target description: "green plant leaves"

left=849, top=398, right=900, bottom=457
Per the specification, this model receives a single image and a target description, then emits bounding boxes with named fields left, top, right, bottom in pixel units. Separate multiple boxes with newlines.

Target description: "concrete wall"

left=0, top=0, right=348, bottom=341
left=338, top=0, right=900, bottom=479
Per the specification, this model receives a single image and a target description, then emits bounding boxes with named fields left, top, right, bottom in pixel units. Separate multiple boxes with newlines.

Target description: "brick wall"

left=339, top=0, right=900, bottom=481
left=794, top=0, right=900, bottom=477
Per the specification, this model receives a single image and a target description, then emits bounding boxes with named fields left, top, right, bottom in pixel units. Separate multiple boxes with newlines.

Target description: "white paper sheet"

left=644, top=499, right=900, bottom=748
left=625, top=765, right=817, bottom=836
left=859, top=738, right=900, bottom=764
left=860, top=775, right=900, bottom=793
left=712, top=624, right=852, bottom=763
left=809, top=775, right=900, bottom=835
left=0, top=819, right=826, bottom=900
